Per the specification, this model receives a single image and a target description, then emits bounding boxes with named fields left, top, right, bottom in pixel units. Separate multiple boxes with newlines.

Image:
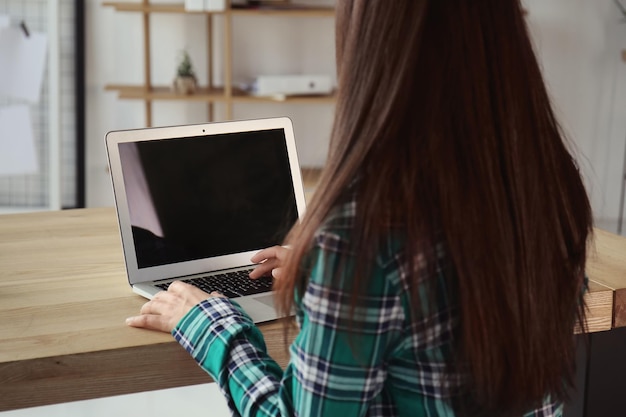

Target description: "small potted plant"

left=172, top=50, right=197, bottom=94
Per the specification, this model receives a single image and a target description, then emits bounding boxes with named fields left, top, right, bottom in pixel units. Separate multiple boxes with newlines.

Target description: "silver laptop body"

left=105, top=117, right=306, bottom=323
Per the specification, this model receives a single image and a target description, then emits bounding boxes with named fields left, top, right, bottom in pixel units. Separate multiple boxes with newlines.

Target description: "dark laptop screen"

left=118, top=128, right=298, bottom=269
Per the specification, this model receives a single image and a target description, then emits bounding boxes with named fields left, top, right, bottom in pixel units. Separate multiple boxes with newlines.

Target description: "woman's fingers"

left=249, top=258, right=280, bottom=279
left=126, top=313, right=170, bottom=332
left=250, top=246, right=285, bottom=263
left=210, top=291, right=226, bottom=298
left=166, top=280, right=198, bottom=295
left=127, top=283, right=218, bottom=333
left=249, top=246, right=289, bottom=279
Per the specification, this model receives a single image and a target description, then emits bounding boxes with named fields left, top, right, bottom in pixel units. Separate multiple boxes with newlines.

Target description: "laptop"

left=105, top=117, right=306, bottom=323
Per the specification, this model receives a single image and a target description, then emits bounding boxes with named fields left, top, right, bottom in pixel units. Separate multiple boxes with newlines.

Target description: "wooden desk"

left=0, top=208, right=625, bottom=412
left=0, top=208, right=292, bottom=412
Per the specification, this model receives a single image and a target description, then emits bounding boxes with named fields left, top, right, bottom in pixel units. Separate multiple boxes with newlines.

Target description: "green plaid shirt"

left=173, top=199, right=563, bottom=416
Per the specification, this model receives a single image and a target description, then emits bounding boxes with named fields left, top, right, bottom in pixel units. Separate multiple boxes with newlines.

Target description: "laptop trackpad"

left=252, top=293, right=276, bottom=309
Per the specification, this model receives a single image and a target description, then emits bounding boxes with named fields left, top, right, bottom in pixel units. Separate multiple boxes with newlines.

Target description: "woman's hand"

left=126, top=281, right=224, bottom=333
left=249, top=245, right=289, bottom=280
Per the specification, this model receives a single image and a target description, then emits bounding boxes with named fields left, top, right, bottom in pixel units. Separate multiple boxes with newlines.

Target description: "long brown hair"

left=276, top=0, right=592, bottom=415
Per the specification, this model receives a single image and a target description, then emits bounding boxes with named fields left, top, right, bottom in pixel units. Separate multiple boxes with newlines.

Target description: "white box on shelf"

left=252, top=75, right=334, bottom=96
left=184, top=0, right=204, bottom=11
left=204, top=0, right=226, bottom=11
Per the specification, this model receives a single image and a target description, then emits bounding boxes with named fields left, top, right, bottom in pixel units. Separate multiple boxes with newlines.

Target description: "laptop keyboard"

left=155, top=269, right=273, bottom=299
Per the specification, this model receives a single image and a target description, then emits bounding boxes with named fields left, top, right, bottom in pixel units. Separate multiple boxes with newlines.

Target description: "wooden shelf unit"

left=103, top=2, right=334, bottom=16
left=103, top=1, right=336, bottom=126
left=104, top=85, right=337, bottom=103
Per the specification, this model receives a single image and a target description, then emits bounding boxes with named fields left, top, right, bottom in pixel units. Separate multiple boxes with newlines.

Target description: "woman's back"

left=278, top=1, right=593, bottom=415
left=291, top=195, right=565, bottom=416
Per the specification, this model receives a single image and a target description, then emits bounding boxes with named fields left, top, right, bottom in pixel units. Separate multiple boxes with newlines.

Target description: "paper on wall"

left=0, top=105, right=38, bottom=176
left=0, top=26, right=47, bottom=103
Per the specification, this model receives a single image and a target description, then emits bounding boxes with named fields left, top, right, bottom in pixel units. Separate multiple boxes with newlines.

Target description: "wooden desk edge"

left=0, top=320, right=292, bottom=412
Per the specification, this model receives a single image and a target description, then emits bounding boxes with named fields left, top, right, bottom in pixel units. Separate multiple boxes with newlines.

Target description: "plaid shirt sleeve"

left=171, top=201, right=564, bottom=417
left=172, top=297, right=288, bottom=416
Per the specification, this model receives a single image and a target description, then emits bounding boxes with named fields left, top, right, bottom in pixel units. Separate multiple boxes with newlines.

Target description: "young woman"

left=127, top=1, right=593, bottom=415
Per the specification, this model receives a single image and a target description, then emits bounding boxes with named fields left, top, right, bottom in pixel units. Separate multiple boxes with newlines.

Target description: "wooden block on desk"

left=614, top=288, right=626, bottom=328
left=587, top=229, right=626, bottom=329
left=580, top=280, right=613, bottom=333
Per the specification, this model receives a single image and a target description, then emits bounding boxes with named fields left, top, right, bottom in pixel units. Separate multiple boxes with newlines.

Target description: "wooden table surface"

left=0, top=208, right=293, bottom=411
left=586, top=228, right=626, bottom=329
left=0, top=208, right=625, bottom=411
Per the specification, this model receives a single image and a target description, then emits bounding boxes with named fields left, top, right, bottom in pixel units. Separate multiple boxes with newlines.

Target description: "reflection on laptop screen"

left=118, top=128, right=298, bottom=269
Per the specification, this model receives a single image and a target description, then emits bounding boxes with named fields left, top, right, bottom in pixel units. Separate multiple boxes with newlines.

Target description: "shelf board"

left=102, top=2, right=334, bottom=16
left=102, top=2, right=209, bottom=13
left=105, top=84, right=336, bottom=103
left=105, top=84, right=228, bottom=101
left=231, top=88, right=336, bottom=104
left=230, top=6, right=335, bottom=17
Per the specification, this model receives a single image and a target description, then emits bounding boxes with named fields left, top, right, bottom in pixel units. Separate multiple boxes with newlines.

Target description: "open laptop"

left=105, top=117, right=306, bottom=323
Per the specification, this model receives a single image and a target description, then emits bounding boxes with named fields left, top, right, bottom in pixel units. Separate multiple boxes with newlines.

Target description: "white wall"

left=525, top=0, right=626, bottom=229
left=86, top=0, right=336, bottom=208
left=86, top=0, right=626, bottom=231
